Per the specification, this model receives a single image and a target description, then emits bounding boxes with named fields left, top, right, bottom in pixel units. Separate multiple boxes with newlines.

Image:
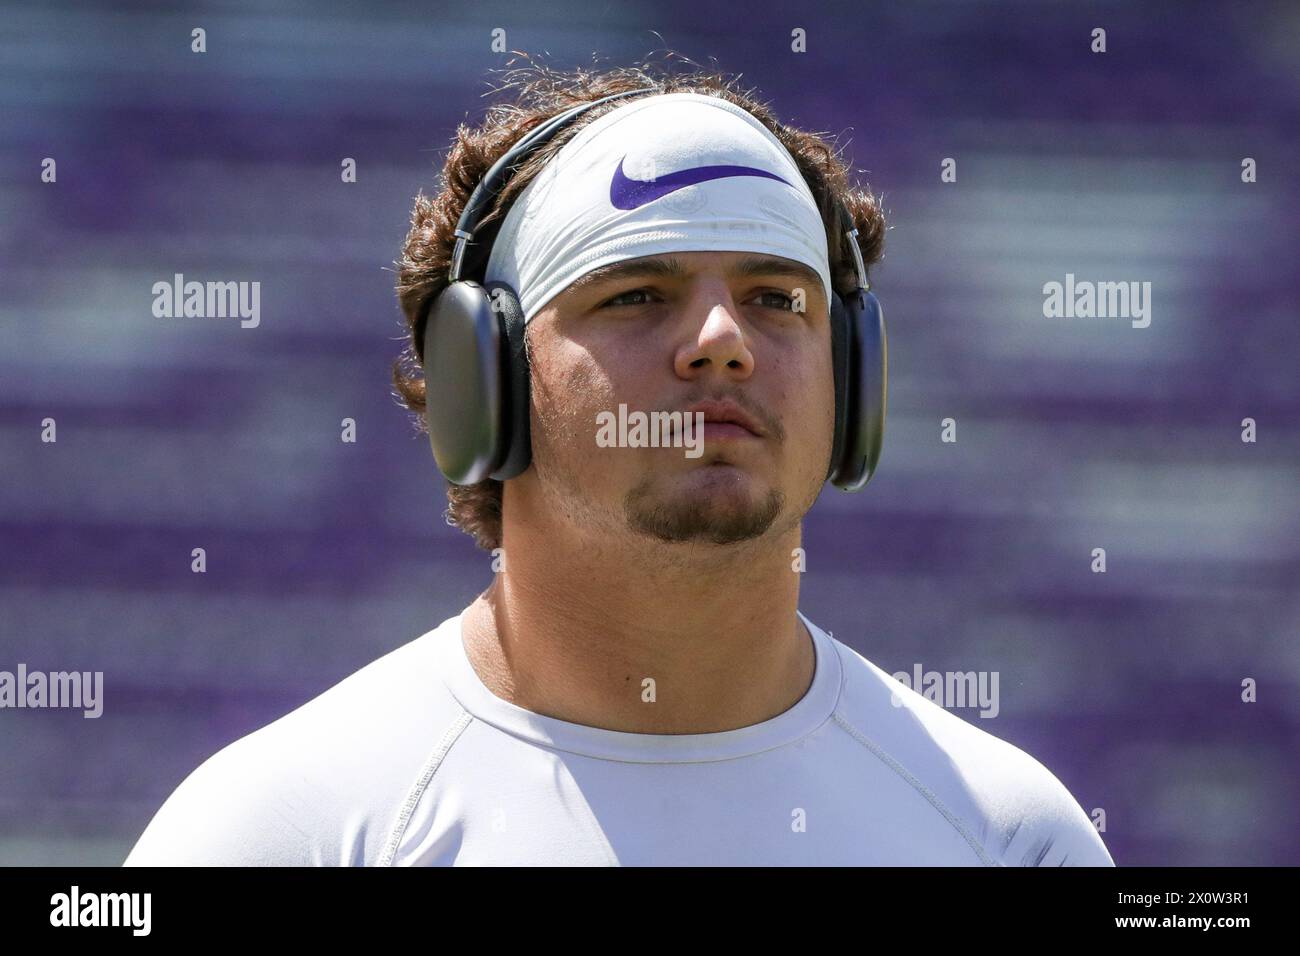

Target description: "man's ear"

left=523, top=319, right=536, bottom=365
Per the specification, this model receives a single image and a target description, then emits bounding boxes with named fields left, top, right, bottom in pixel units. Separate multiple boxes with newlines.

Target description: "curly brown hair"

left=392, top=53, right=888, bottom=553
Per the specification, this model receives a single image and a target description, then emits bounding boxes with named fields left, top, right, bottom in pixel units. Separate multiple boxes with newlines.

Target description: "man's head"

left=394, top=59, right=886, bottom=553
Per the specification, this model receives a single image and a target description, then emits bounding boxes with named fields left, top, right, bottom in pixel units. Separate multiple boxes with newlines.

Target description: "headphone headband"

left=449, top=87, right=662, bottom=284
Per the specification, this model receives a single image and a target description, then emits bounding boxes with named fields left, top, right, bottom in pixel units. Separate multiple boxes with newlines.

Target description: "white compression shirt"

left=123, top=609, right=1115, bottom=866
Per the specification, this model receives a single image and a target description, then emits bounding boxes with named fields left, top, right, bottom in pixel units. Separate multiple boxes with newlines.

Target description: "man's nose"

left=673, top=285, right=755, bottom=381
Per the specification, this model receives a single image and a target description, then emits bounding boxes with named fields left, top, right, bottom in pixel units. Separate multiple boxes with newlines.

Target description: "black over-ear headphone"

left=418, top=87, right=887, bottom=491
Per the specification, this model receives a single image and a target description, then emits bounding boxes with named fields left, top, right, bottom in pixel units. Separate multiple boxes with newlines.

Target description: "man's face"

left=521, top=250, right=834, bottom=548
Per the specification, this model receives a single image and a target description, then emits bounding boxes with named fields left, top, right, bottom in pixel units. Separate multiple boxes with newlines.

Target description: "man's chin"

left=622, top=468, right=786, bottom=544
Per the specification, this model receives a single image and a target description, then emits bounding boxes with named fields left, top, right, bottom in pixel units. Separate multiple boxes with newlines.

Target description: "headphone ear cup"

left=483, top=281, right=532, bottom=480
left=828, top=293, right=850, bottom=482
left=422, top=280, right=509, bottom=485
left=828, top=288, right=887, bottom=491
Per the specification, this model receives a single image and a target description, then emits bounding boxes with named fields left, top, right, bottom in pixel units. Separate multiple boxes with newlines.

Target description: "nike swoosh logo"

left=609, top=154, right=792, bottom=210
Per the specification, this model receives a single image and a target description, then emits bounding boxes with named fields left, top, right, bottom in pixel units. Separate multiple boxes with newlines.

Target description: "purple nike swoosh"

left=609, top=154, right=792, bottom=210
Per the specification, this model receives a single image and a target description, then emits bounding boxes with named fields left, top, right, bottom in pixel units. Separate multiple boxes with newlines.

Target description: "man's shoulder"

left=124, top=615, right=470, bottom=867
left=820, top=628, right=1115, bottom=867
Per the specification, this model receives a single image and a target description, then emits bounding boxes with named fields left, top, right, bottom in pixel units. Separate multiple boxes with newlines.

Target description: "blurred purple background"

left=1, top=0, right=1297, bottom=865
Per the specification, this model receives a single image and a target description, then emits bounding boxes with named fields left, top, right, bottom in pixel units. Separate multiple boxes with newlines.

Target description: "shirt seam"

left=820, top=618, right=849, bottom=715
left=458, top=713, right=837, bottom=766
left=830, top=709, right=998, bottom=866
left=379, top=708, right=474, bottom=866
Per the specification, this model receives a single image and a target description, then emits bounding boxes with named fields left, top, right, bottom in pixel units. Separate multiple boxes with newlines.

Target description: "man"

left=124, top=65, right=1114, bottom=866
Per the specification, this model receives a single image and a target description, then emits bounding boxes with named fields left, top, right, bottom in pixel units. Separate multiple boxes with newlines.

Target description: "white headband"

left=483, top=92, right=833, bottom=323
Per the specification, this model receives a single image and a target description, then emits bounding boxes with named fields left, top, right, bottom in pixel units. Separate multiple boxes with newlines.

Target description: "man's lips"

left=680, top=399, right=766, bottom=438
left=695, top=421, right=760, bottom=441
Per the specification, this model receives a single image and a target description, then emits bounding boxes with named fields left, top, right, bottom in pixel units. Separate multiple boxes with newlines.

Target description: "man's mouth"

left=680, top=399, right=765, bottom=438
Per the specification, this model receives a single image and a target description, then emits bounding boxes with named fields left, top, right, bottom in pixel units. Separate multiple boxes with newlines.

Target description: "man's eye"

left=600, top=289, right=656, bottom=309
left=757, top=290, right=796, bottom=311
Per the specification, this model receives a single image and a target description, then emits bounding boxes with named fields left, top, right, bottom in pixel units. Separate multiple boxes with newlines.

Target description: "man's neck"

left=460, top=518, right=814, bottom=735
